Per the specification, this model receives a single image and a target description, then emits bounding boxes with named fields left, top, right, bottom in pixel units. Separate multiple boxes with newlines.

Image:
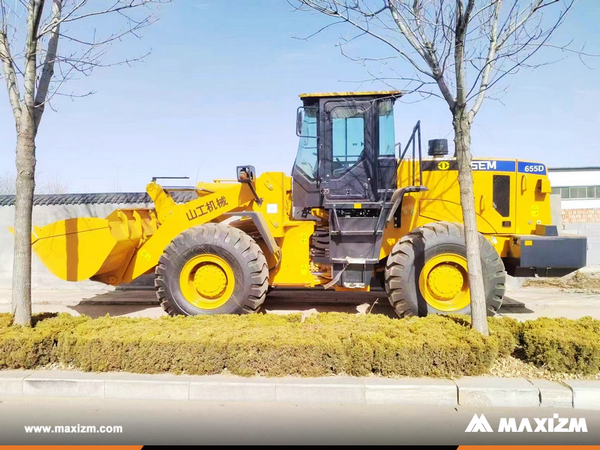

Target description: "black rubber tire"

left=155, top=223, right=269, bottom=316
left=384, top=222, right=506, bottom=318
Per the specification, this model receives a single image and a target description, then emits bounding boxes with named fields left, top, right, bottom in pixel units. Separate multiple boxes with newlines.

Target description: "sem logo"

left=465, top=413, right=588, bottom=433
left=437, top=161, right=450, bottom=170
left=471, top=160, right=497, bottom=171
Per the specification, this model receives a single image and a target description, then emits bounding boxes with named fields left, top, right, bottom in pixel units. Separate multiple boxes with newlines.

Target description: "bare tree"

left=37, top=171, right=69, bottom=194
left=293, top=0, right=581, bottom=334
left=0, top=171, right=68, bottom=194
left=0, top=0, right=169, bottom=326
left=0, top=171, right=15, bottom=194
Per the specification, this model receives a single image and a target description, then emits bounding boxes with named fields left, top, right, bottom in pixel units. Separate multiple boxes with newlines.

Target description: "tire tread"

left=384, top=221, right=506, bottom=318
left=155, top=223, right=269, bottom=316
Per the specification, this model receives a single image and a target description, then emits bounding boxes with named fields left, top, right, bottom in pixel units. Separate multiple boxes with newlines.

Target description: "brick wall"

left=562, top=208, right=600, bottom=224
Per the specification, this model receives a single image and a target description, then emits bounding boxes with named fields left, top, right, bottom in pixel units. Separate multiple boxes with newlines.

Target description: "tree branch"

left=454, top=0, right=476, bottom=109
left=23, top=0, right=44, bottom=120
left=469, top=0, right=502, bottom=119
left=34, top=0, right=61, bottom=130
left=387, top=0, right=456, bottom=109
left=0, top=28, right=22, bottom=127
left=496, top=0, right=556, bottom=49
left=297, top=0, right=435, bottom=78
left=37, top=0, right=162, bottom=37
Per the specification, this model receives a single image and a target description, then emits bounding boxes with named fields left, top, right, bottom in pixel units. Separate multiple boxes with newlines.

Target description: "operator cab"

left=291, top=91, right=401, bottom=219
left=291, top=91, right=406, bottom=289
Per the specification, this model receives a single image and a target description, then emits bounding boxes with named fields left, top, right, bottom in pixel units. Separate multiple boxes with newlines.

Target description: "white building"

left=548, top=167, right=600, bottom=266
left=549, top=167, right=600, bottom=211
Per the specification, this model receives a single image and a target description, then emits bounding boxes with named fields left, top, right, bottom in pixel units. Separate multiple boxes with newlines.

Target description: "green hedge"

left=1, top=313, right=599, bottom=377
left=0, top=312, right=515, bottom=378
left=0, top=314, right=87, bottom=369
left=520, top=316, right=600, bottom=374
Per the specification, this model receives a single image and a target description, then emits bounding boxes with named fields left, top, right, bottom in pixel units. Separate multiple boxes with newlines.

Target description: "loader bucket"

left=30, top=209, right=157, bottom=283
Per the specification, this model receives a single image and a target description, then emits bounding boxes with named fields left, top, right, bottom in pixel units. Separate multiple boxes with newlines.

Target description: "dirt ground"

left=0, top=282, right=599, bottom=322
left=522, top=269, right=600, bottom=293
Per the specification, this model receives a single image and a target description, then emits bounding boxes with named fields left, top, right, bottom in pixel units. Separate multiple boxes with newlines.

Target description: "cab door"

left=291, top=107, right=321, bottom=218
left=320, top=99, right=375, bottom=204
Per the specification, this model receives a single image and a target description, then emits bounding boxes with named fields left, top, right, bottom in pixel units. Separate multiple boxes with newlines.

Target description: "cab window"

left=293, top=108, right=318, bottom=180
left=378, top=99, right=395, bottom=156
left=331, top=106, right=366, bottom=178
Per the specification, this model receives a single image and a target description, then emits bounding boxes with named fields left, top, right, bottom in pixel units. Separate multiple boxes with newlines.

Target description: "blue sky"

left=0, top=0, right=599, bottom=193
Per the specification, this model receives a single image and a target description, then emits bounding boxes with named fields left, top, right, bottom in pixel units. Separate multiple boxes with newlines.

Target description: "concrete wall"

left=553, top=194, right=600, bottom=266
left=560, top=222, right=600, bottom=266
left=550, top=194, right=562, bottom=228
left=0, top=203, right=152, bottom=290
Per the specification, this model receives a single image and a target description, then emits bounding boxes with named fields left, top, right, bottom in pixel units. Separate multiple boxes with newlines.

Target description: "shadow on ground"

left=62, top=286, right=534, bottom=319
left=65, top=286, right=399, bottom=318
left=263, top=288, right=397, bottom=318
left=67, top=288, right=159, bottom=318
left=499, top=296, right=535, bottom=314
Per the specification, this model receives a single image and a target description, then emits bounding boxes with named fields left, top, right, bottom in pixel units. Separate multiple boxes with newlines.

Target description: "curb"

left=0, top=371, right=598, bottom=409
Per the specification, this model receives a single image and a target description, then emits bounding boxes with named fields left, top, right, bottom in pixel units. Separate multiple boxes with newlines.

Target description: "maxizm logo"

left=465, top=414, right=587, bottom=433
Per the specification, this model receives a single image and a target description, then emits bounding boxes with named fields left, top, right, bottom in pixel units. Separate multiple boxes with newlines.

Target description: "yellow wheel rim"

left=418, top=253, right=470, bottom=312
left=179, top=255, right=235, bottom=310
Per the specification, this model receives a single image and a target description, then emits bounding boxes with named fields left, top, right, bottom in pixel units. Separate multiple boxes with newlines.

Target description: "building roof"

left=0, top=192, right=196, bottom=207
left=548, top=167, right=600, bottom=172
left=299, top=90, right=402, bottom=99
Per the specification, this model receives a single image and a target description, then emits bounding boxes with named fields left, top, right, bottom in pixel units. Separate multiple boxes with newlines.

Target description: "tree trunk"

left=12, top=121, right=36, bottom=327
left=453, top=108, right=489, bottom=336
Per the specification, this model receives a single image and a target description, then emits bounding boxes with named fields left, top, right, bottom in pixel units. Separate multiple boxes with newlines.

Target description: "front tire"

left=155, top=223, right=269, bottom=316
left=384, top=222, right=505, bottom=318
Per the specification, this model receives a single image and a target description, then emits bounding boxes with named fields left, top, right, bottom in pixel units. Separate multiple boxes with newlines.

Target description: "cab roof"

left=299, top=90, right=402, bottom=99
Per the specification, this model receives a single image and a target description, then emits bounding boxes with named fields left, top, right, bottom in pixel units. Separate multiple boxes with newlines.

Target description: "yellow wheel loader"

left=30, top=91, right=587, bottom=317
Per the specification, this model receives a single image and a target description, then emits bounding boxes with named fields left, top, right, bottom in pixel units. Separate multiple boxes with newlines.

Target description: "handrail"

left=372, top=120, right=423, bottom=235
left=400, top=120, right=422, bottom=187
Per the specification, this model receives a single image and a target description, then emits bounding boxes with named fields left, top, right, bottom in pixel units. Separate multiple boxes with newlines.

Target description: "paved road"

left=0, top=396, right=598, bottom=445
left=0, top=286, right=598, bottom=320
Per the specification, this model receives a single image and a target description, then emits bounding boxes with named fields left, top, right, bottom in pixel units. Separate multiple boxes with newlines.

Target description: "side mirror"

left=237, top=165, right=262, bottom=206
left=296, top=107, right=304, bottom=137
left=236, top=165, right=256, bottom=183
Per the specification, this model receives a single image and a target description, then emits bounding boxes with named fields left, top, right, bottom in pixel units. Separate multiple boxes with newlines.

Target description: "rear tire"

left=384, top=222, right=505, bottom=318
left=155, top=223, right=269, bottom=316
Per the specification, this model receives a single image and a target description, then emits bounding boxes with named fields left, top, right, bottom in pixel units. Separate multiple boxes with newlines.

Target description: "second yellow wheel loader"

left=30, top=91, right=587, bottom=318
